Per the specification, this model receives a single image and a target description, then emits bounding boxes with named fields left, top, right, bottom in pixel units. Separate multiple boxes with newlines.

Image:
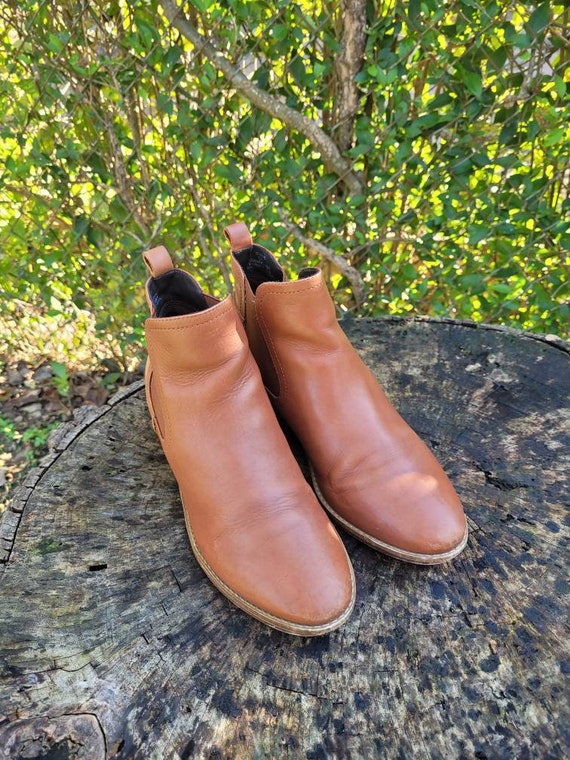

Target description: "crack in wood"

left=0, top=381, right=145, bottom=568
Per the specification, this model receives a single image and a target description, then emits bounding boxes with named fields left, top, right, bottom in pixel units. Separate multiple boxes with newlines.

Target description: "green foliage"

left=0, top=0, right=567, bottom=369
left=50, top=361, right=70, bottom=398
left=0, top=416, right=18, bottom=443
left=21, top=423, right=58, bottom=454
left=0, top=415, right=58, bottom=463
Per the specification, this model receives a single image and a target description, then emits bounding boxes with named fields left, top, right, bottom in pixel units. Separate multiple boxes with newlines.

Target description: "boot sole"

left=180, top=494, right=356, bottom=636
left=309, top=464, right=468, bottom=565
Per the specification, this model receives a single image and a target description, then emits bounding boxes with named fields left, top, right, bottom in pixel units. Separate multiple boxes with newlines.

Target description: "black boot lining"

left=148, top=270, right=209, bottom=317
left=298, top=267, right=319, bottom=280
left=235, top=245, right=284, bottom=293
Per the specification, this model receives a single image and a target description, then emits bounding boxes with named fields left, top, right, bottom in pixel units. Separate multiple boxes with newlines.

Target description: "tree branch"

left=281, top=217, right=366, bottom=308
left=158, top=0, right=364, bottom=195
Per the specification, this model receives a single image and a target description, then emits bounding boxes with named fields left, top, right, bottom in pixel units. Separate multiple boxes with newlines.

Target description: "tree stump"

left=0, top=318, right=568, bottom=760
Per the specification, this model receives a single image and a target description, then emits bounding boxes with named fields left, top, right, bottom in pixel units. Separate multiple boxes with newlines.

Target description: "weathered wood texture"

left=0, top=318, right=568, bottom=760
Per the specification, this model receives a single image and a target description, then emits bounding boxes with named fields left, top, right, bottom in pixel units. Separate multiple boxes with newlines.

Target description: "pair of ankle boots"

left=142, top=222, right=468, bottom=636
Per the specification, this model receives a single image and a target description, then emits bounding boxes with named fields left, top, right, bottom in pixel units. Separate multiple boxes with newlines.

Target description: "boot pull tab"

left=143, top=246, right=174, bottom=278
left=224, top=222, right=252, bottom=252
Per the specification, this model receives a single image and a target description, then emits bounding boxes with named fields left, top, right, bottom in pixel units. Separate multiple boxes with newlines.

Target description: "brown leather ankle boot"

left=224, top=223, right=468, bottom=565
left=142, top=246, right=355, bottom=635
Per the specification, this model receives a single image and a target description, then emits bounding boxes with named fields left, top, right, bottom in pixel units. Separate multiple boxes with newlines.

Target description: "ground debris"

left=0, top=356, right=142, bottom=515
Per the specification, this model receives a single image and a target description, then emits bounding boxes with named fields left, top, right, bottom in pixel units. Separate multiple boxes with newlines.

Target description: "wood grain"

left=0, top=318, right=568, bottom=759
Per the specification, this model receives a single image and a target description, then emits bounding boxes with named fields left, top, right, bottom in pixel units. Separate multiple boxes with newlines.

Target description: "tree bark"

left=0, top=319, right=568, bottom=759
left=331, top=0, right=368, bottom=153
left=158, top=0, right=364, bottom=196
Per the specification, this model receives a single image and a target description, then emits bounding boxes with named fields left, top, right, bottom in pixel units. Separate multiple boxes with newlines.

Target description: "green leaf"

left=496, top=222, right=516, bottom=235
left=289, top=56, right=307, bottom=87
left=47, top=32, right=69, bottom=54
left=544, top=126, right=565, bottom=147
left=162, top=44, right=183, bottom=76
left=429, top=93, right=454, bottom=109
left=491, top=283, right=513, bottom=294
left=527, top=3, right=550, bottom=37
left=499, top=119, right=518, bottom=145
left=273, top=129, right=287, bottom=153
left=533, top=283, right=554, bottom=309
left=109, top=198, right=129, bottom=223
left=214, top=163, right=241, bottom=183
left=468, top=226, right=488, bottom=244
left=407, top=0, right=422, bottom=30
left=134, top=13, right=160, bottom=48
left=458, top=67, right=483, bottom=99
left=50, top=362, right=66, bottom=379
left=484, top=44, right=507, bottom=70
left=396, top=210, right=418, bottom=225
left=271, top=24, right=289, bottom=41
left=4, top=155, right=17, bottom=174
left=461, top=274, right=485, bottom=292
left=72, top=216, right=89, bottom=241
left=554, top=76, right=567, bottom=99
left=157, top=93, right=173, bottom=116
left=407, top=113, right=451, bottom=137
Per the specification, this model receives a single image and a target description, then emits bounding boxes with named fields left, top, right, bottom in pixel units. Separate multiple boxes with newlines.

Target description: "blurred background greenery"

left=0, top=0, right=568, bottom=374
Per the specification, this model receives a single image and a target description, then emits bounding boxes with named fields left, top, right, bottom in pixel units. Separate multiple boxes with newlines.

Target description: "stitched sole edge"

left=309, top=464, right=469, bottom=566
left=180, top=494, right=356, bottom=636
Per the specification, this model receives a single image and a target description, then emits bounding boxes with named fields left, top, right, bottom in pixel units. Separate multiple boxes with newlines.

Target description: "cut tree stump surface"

left=0, top=317, right=568, bottom=760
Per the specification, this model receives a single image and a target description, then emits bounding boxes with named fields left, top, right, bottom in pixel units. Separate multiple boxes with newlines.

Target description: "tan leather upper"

left=143, top=249, right=354, bottom=628
left=227, top=227, right=467, bottom=560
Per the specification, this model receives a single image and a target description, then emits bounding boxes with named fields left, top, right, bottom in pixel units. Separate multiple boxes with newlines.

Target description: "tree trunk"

left=0, top=318, right=567, bottom=759
left=331, top=0, right=368, bottom=153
